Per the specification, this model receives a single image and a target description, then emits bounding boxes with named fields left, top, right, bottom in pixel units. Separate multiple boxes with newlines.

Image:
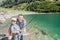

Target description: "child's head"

left=11, top=18, right=17, bottom=25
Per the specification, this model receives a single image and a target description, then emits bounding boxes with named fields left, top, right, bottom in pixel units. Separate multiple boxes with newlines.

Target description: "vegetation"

left=0, top=0, right=37, bottom=8
left=0, top=0, right=60, bottom=13
left=12, top=1, right=60, bottom=12
left=12, top=3, right=28, bottom=10
left=27, top=1, right=60, bottom=12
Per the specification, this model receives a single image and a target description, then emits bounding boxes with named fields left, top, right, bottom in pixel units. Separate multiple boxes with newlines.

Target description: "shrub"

left=26, top=1, right=60, bottom=12
left=12, top=3, right=28, bottom=10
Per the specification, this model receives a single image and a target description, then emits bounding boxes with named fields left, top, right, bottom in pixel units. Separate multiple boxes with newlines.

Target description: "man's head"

left=18, top=14, right=24, bottom=22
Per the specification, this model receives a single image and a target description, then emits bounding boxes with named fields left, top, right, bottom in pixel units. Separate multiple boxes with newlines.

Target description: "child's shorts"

left=12, top=33, right=19, bottom=40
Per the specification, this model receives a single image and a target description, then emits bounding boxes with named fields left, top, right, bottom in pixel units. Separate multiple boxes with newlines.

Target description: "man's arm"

left=23, top=20, right=26, bottom=27
left=23, top=20, right=26, bottom=33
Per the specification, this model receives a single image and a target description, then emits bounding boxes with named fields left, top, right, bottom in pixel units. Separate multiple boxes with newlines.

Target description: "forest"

left=0, top=0, right=60, bottom=12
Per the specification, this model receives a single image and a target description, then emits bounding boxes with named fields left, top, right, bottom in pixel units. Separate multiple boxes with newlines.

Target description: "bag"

left=1, top=37, right=8, bottom=40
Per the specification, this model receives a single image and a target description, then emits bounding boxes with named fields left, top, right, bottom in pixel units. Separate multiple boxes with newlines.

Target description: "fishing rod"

left=26, top=16, right=37, bottom=26
left=19, top=15, right=37, bottom=40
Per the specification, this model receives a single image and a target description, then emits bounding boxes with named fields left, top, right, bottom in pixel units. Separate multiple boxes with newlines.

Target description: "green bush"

left=1, top=0, right=60, bottom=13
left=12, top=3, right=28, bottom=10
left=26, top=1, right=60, bottom=12
left=48, top=4, right=59, bottom=12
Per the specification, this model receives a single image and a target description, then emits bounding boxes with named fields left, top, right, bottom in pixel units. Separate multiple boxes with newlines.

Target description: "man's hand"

left=23, top=28, right=26, bottom=33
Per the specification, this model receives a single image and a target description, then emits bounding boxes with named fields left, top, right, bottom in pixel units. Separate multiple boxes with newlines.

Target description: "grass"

left=0, top=7, right=11, bottom=11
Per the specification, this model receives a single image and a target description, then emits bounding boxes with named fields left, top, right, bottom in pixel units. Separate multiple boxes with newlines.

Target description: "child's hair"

left=11, top=18, right=17, bottom=22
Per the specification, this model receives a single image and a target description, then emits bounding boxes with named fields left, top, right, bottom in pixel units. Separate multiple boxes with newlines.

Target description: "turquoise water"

left=24, top=14, right=60, bottom=40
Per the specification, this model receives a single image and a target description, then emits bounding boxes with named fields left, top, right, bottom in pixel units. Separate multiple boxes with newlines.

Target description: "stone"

left=0, top=10, right=6, bottom=15
left=0, top=15, right=6, bottom=23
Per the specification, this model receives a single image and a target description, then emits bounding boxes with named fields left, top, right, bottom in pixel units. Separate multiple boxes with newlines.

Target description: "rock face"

left=0, top=15, right=6, bottom=24
left=0, top=11, right=6, bottom=23
left=0, top=10, right=5, bottom=15
left=0, top=10, right=19, bottom=24
left=0, top=10, right=34, bottom=24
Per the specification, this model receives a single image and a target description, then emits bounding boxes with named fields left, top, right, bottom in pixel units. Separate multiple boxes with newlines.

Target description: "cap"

left=11, top=18, right=17, bottom=21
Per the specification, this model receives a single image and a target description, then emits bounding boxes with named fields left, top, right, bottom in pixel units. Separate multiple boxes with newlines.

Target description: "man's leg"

left=20, top=35, right=23, bottom=40
left=20, top=31, right=24, bottom=40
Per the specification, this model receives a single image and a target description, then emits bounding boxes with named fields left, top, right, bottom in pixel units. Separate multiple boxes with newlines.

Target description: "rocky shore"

left=0, top=10, right=36, bottom=24
left=0, top=10, right=55, bottom=40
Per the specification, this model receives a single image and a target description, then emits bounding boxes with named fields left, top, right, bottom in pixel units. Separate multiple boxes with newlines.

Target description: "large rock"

left=0, top=10, right=6, bottom=15
left=0, top=15, right=6, bottom=24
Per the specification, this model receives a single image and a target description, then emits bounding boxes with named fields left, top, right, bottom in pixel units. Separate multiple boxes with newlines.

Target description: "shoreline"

left=0, top=9, right=59, bottom=40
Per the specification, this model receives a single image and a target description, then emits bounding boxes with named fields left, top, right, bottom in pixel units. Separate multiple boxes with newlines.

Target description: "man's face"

left=18, top=16, right=24, bottom=21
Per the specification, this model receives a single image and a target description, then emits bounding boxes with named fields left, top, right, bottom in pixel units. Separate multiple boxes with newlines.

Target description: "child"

left=8, top=18, right=20, bottom=40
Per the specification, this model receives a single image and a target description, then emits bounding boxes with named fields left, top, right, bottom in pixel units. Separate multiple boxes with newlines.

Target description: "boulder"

left=0, top=10, right=6, bottom=15
left=0, top=15, right=6, bottom=24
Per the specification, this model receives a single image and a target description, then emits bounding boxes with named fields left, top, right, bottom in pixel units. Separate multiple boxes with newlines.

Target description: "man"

left=8, top=14, right=26, bottom=40
left=17, top=14, right=26, bottom=40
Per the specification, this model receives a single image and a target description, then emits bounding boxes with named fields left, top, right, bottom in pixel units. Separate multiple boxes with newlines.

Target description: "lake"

left=24, top=14, right=60, bottom=40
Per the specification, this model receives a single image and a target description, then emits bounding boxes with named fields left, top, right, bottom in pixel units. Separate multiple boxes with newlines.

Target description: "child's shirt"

left=11, top=24, right=20, bottom=33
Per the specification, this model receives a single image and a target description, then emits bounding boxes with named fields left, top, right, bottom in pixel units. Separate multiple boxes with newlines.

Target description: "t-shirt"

left=10, top=19, right=26, bottom=28
left=11, top=24, right=20, bottom=33
left=16, top=19, right=26, bottom=28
